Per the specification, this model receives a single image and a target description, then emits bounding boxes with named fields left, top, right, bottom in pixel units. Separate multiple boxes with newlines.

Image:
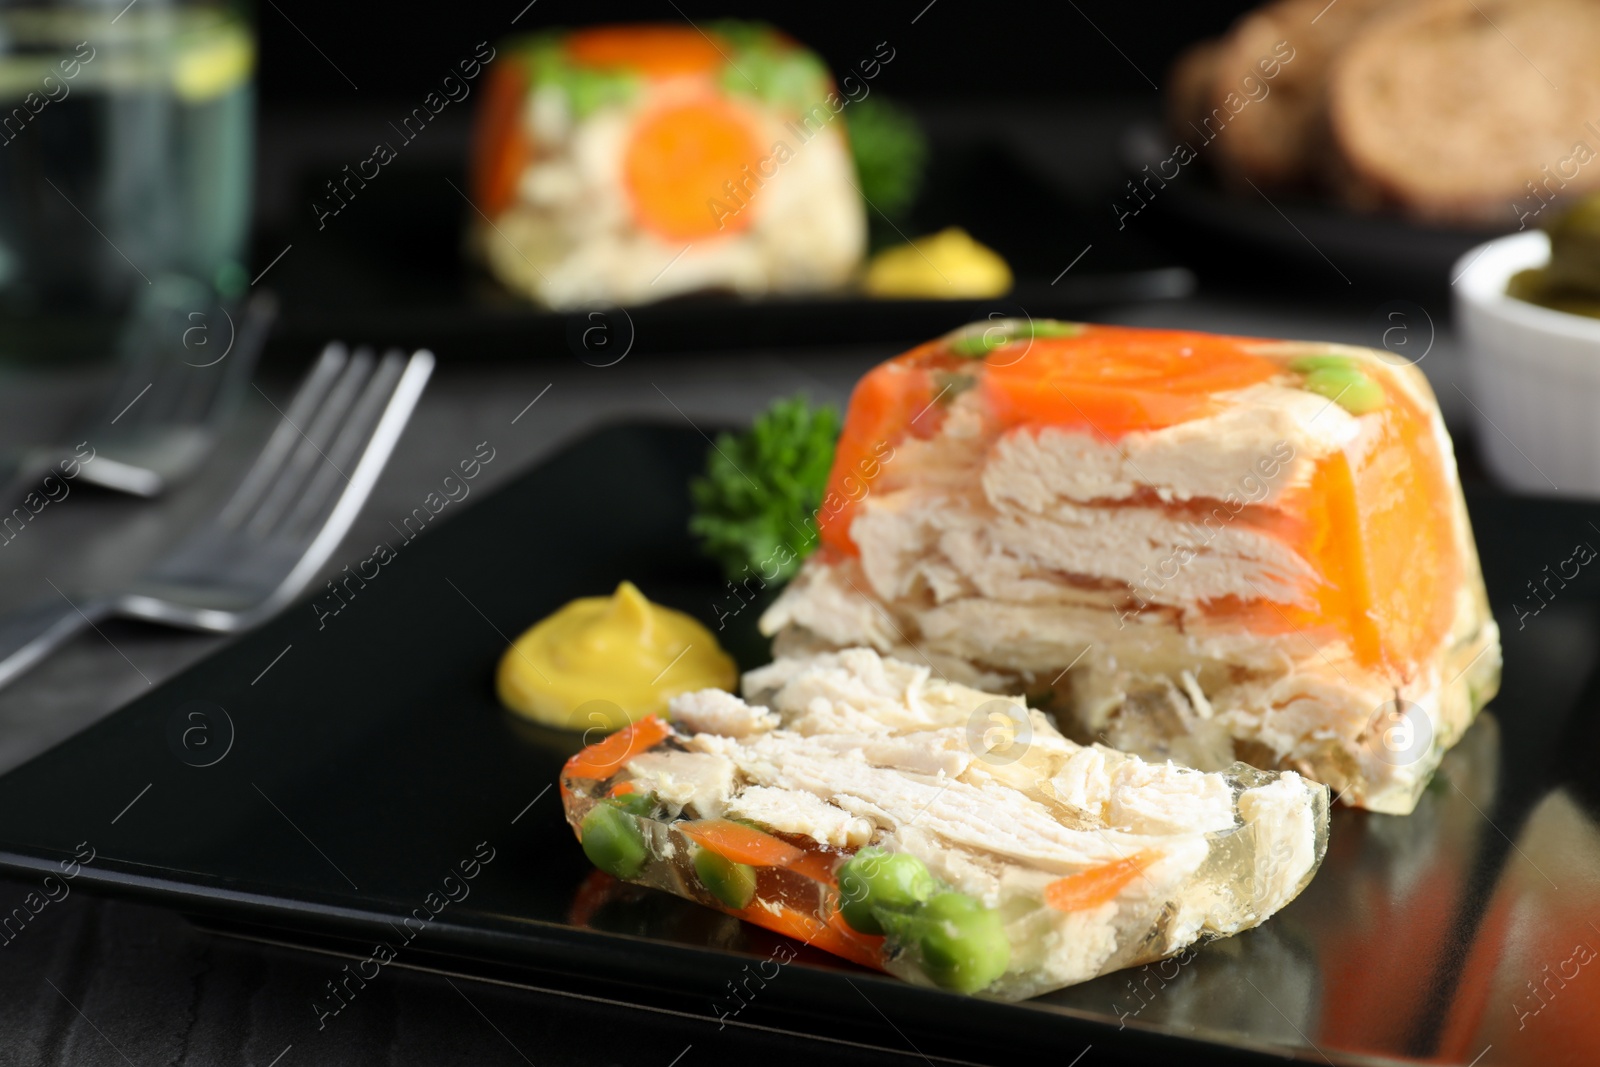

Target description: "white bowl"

left=1455, top=230, right=1600, bottom=496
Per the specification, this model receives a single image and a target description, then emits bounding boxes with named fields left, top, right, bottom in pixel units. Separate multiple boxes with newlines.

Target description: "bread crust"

left=1329, top=0, right=1600, bottom=224
left=1206, top=0, right=1325, bottom=188
left=1172, top=0, right=1397, bottom=190
left=1166, top=0, right=1600, bottom=224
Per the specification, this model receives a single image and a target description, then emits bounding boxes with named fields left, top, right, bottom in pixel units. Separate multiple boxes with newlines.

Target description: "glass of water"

left=0, top=0, right=253, bottom=363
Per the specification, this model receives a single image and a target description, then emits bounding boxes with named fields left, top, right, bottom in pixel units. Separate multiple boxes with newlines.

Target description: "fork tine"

left=121, top=348, right=434, bottom=632
left=217, top=344, right=348, bottom=528
left=243, top=349, right=375, bottom=539
left=262, top=349, right=435, bottom=603
left=275, top=350, right=408, bottom=540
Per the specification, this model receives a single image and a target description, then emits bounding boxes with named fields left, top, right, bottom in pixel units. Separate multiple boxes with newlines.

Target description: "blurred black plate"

left=1119, top=123, right=1508, bottom=294
left=0, top=423, right=1596, bottom=1067
left=260, top=124, right=1192, bottom=358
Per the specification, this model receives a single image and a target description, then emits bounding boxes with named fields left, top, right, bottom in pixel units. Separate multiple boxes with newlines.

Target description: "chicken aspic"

left=761, top=320, right=1500, bottom=814
left=470, top=23, right=865, bottom=309
left=560, top=648, right=1328, bottom=999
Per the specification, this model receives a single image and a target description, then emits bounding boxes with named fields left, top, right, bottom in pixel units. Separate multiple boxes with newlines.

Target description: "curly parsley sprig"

left=689, top=395, right=842, bottom=584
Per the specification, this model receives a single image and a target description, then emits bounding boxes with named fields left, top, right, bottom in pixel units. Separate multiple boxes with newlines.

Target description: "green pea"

left=950, top=332, right=1009, bottom=358
left=837, top=848, right=936, bottom=935
left=580, top=803, right=649, bottom=880
left=1288, top=354, right=1359, bottom=375
left=694, top=847, right=758, bottom=909
left=608, top=790, right=657, bottom=817
left=1301, top=366, right=1385, bottom=414
left=949, top=320, right=1083, bottom=359
left=915, top=892, right=1010, bottom=994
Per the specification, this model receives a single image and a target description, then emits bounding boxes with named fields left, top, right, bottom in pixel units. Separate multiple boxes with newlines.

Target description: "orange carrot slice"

left=679, top=819, right=805, bottom=868
left=1307, top=373, right=1461, bottom=673
left=607, top=780, right=638, bottom=797
left=788, top=849, right=843, bottom=886
left=681, top=819, right=843, bottom=885
left=567, top=25, right=725, bottom=78
left=818, top=359, right=932, bottom=555
left=563, top=715, right=671, bottom=781
left=1044, top=850, right=1161, bottom=912
left=623, top=98, right=762, bottom=241
left=983, top=328, right=1280, bottom=437
left=743, top=900, right=885, bottom=970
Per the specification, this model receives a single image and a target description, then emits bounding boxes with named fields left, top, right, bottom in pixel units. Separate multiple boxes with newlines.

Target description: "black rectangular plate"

left=0, top=423, right=1597, bottom=1067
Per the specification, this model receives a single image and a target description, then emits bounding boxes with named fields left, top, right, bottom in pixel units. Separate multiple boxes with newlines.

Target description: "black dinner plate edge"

left=0, top=840, right=1363, bottom=1067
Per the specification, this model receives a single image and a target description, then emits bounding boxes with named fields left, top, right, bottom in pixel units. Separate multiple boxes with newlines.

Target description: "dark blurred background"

left=246, top=0, right=1317, bottom=353
left=254, top=1, right=1240, bottom=105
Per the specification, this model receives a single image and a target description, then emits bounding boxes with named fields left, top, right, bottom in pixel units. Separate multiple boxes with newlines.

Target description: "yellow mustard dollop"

left=496, top=580, right=737, bottom=731
left=863, top=227, right=1013, bottom=299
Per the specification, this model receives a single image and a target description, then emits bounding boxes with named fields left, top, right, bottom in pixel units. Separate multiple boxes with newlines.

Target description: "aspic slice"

left=768, top=320, right=1500, bottom=813
left=560, top=648, right=1329, bottom=1000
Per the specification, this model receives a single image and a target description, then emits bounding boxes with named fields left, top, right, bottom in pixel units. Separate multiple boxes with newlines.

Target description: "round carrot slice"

left=623, top=97, right=763, bottom=241
left=983, top=328, right=1281, bottom=437
left=567, top=25, right=726, bottom=78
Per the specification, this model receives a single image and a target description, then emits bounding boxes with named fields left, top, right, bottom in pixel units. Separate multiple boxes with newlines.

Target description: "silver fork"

left=0, top=343, right=435, bottom=691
